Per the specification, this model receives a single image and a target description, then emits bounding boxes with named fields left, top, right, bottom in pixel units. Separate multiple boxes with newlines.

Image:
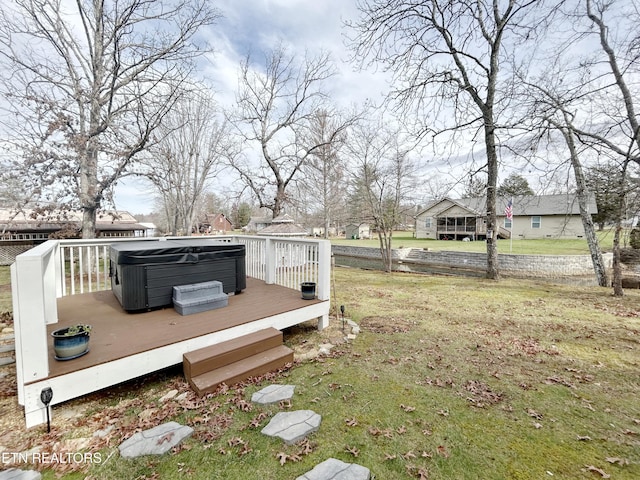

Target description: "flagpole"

left=509, top=197, right=513, bottom=252
left=510, top=217, right=513, bottom=252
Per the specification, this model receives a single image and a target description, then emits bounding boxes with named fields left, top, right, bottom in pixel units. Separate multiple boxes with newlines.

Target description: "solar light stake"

left=40, top=387, right=53, bottom=433
left=340, top=305, right=345, bottom=331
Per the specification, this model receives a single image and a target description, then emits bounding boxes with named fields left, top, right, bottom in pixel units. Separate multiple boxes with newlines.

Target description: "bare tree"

left=0, top=0, right=219, bottom=237
left=348, top=0, right=542, bottom=279
left=298, top=109, right=350, bottom=238
left=140, top=88, right=230, bottom=236
left=517, top=69, right=609, bottom=286
left=521, top=0, right=640, bottom=293
left=347, top=117, right=415, bottom=272
left=228, top=45, right=352, bottom=219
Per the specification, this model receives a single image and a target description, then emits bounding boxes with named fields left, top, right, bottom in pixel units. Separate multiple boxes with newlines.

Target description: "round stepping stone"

left=251, top=384, right=295, bottom=404
left=261, top=410, right=321, bottom=445
left=0, top=469, right=41, bottom=480
left=118, top=421, right=193, bottom=458
left=296, top=458, right=371, bottom=480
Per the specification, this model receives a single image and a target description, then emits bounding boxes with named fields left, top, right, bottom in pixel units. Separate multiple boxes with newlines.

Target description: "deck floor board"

left=46, top=278, right=318, bottom=379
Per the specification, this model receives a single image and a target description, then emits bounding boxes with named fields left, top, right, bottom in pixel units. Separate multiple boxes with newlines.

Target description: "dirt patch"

left=359, top=316, right=414, bottom=334
left=284, top=316, right=352, bottom=358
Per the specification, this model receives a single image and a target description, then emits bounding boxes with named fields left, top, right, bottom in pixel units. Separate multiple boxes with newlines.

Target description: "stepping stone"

left=261, top=410, right=321, bottom=445
left=251, top=384, right=295, bottom=405
left=296, top=458, right=371, bottom=480
left=118, top=421, right=193, bottom=458
left=0, top=469, right=41, bottom=480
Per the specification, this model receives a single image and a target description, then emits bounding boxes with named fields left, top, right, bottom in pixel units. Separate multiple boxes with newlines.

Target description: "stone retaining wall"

left=332, top=245, right=613, bottom=278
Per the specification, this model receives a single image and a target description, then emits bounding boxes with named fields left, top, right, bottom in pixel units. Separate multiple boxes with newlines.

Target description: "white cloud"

left=200, top=0, right=388, bottom=108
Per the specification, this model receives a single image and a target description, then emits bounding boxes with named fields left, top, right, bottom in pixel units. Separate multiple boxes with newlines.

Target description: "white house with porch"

left=415, top=194, right=597, bottom=240
left=11, top=235, right=331, bottom=428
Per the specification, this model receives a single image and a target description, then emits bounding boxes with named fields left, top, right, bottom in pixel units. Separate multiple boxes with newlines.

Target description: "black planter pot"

left=51, top=325, right=91, bottom=360
left=301, top=282, right=316, bottom=300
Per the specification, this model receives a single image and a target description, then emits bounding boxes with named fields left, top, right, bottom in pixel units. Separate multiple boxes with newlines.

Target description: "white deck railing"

left=10, top=235, right=331, bottom=415
left=52, top=235, right=330, bottom=297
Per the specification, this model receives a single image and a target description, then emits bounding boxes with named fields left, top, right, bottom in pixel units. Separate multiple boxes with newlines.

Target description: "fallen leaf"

left=345, top=445, right=359, bottom=457
left=400, top=404, right=416, bottom=412
left=276, top=452, right=288, bottom=466
left=527, top=408, right=543, bottom=420
left=402, top=450, right=416, bottom=460
left=584, top=465, right=610, bottom=478
left=576, top=435, right=592, bottom=441
left=345, top=417, right=358, bottom=427
left=227, top=437, right=244, bottom=447
left=437, top=445, right=450, bottom=458
left=156, top=432, right=175, bottom=445
left=384, top=453, right=397, bottom=461
left=605, top=457, right=629, bottom=466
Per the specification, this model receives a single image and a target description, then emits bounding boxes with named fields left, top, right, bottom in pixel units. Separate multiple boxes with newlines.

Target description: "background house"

left=0, top=209, right=148, bottom=264
left=345, top=223, right=371, bottom=240
left=415, top=194, right=597, bottom=240
left=245, top=215, right=272, bottom=233
left=198, top=213, right=233, bottom=234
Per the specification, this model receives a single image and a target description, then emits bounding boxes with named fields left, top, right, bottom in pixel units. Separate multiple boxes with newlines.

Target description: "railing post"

left=316, top=239, right=331, bottom=330
left=11, top=242, right=58, bottom=395
left=264, top=238, right=276, bottom=284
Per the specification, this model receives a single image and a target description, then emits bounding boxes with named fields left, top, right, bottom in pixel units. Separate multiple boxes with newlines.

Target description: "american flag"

left=504, top=199, right=513, bottom=220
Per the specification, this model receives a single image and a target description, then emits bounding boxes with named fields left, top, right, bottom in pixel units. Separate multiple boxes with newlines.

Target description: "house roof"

left=417, top=194, right=597, bottom=217
left=257, top=214, right=307, bottom=236
left=0, top=208, right=146, bottom=231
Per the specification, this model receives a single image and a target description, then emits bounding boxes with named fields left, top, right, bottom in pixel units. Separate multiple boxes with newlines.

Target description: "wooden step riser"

left=184, top=328, right=283, bottom=379
left=189, top=345, right=294, bottom=397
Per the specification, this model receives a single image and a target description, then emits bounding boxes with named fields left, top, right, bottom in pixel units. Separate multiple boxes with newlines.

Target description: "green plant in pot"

left=51, top=324, right=91, bottom=360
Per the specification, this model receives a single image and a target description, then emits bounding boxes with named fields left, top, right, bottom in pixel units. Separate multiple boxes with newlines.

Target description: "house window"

left=504, top=218, right=512, bottom=229
left=425, top=217, right=432, bottom=228
left=531, top=216, right=541, bottom=229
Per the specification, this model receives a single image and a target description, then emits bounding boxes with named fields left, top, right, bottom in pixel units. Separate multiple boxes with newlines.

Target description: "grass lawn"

left=332, top=229, right=619, bottom=255
left=1, top=267, right=638, bottom=479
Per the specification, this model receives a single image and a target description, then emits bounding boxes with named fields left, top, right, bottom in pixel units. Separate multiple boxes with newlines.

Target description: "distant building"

left=257, top=214, right=308, bottom=237
left=414, top=194, right=598, bottom=240
left=345, top=223, right=371, bottom=240
left=0, top=208, right=148, bottom=264
left=198, top=213, right=233, bottom=234
left=245, top=216, right=273, bottom=233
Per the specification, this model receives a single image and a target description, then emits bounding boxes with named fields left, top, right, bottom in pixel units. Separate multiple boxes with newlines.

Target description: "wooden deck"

left=42, top=277, right=320, bottom=381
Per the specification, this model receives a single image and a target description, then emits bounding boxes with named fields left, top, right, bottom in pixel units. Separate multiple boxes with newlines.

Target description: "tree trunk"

left=561, top=122, right=608, bottom=286
left=612, top=222, right=623, bottom=296
left=484, top=115, right=499, bottom=280
left=377, top=229, right=393, bottom=273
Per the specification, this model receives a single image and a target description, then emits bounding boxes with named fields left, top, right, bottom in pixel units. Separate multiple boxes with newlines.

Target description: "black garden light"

left=340, top=305, right=345, bottom=331
left=40, top=387, right=53, bottom=433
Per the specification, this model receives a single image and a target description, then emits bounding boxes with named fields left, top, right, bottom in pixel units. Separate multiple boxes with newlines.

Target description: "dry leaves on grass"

left=275, top=439, right=316, bottom=466
left=345, top=445, right=360, bottom=457
left=584, top=465, right=610, bottom=478
left=462, top=380, right=504, bottom=408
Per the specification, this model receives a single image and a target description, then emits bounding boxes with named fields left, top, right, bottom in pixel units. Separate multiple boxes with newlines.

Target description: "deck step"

left=183, top=327, right=293, bottom=396
left=188, top=345, right=293, bottom=397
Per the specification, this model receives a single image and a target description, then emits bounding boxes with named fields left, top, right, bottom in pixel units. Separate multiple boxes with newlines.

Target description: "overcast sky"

left=114, top=0, right=391, bottom=215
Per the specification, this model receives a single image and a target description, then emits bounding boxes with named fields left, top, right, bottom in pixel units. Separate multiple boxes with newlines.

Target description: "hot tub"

left=109, top=240, right=246, bottom=312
